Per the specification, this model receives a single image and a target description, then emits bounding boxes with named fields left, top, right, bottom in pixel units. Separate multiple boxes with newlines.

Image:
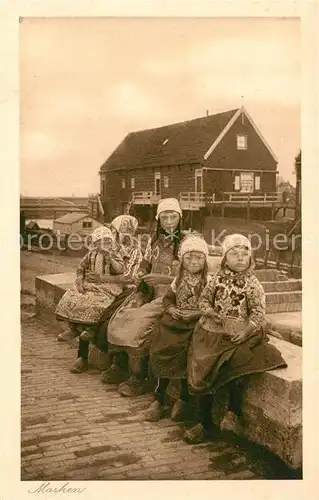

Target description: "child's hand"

left=231, top=329, right=248, bottom=344
left=142, top=273, right=160, bottom=287
left=179, top=310, right=201, bottom=322
left=168, top=306, right=183, bottom=320
left=86, top=271, right=102, bottom=284
left=75, top=278, right=85, bottom=294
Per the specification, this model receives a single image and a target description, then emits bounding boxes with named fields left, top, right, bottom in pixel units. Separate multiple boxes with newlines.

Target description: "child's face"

left=225, top=245, right=250, bottom=272
left=95, top=237, right=113, bottom=254
left=159, top=210, right=180, bottom=232
left=183, top=251, right=206, bottom=274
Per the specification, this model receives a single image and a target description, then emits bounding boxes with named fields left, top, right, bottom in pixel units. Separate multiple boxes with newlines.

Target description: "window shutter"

left=255, top=175, right=261, bottom=191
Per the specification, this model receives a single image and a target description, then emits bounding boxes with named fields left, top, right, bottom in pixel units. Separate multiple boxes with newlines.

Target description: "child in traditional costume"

left=55, top=226, right=125, bottom=371
left=64, top=215, right=142, bottom=374
left=105, top=198, right=184, bottom=397
left=185, top=234, right=287, bottom=444
left=145, top=235, right=209, bottom=422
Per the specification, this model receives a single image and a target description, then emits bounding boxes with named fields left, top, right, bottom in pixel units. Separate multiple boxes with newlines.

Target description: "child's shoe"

left=171, top=399, right=188, bottom=422
left=144, top=400, right=164, bottom=422
left=70, top=357, right=88, bottom=374
left=183, top=423, right=210, bottom=444
left=79, top=329, right=95, bottom=342
left=101, top=364, right=129, bottom=385
left=118, top=376, right=148, bottom=397
left=220, top=410, right=245, bottom=436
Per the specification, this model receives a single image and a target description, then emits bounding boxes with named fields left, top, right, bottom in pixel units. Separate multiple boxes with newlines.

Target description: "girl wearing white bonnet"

left=105, top=198, right=184, bottom=396
left=185, top=233, right=287, bottom=444
left=55, top=225, right=125, bottom=372
left=144, top=234, right=210, bottom=423
left=67, top=214, right=142, bottom=374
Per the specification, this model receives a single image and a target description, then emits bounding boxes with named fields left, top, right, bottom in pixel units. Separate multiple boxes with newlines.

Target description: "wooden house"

left=53, top=212, right=103, bottom=239
left=99, top=106, right=280, bottom=224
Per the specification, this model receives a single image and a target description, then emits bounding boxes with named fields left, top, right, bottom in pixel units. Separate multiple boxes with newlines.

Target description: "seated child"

left=55, top=226, right=124, bottom=356
left=185, top=233, right=287, bottom=444
left=145, top=234, right=209, bottom=422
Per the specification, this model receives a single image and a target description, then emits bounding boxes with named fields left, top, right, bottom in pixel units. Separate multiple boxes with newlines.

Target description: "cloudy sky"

left=20, top=17, right=300, bottom=196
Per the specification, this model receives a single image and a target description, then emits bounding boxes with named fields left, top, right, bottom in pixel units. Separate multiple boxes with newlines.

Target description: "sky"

left=20, top=17, right=301, bottom=197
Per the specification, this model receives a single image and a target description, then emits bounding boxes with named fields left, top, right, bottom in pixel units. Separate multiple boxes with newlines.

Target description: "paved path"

left=21, top=315, right=298, bottom=481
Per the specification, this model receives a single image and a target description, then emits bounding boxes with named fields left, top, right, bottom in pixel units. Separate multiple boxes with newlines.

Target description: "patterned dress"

left=150, top=271, right=209, bottom=379
left=107, top=233, right=181, bottom=349
left=188, top=265, right=287, bottom=395
left=55, top=249, right=124, bottom=326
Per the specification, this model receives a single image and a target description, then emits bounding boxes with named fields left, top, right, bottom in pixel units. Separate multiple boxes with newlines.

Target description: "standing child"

left=145, top=235, right=209, bottom=422
left=185, top=233, right=287, bottom=444
left=106, top=198, right=183, bottom=397
left=55, top=226, right=124, bottom=367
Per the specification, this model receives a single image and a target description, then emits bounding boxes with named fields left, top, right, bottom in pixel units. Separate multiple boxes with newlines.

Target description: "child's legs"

left=154, top=378, right=170, bottom=405
left=77, top=339, right=89, bottom=360
left=227, top=378, right=245, bottom=416
left=197, top=394, right=214, bottom=430
left=179, top=379, right=190, bottom=402
left=129, top=350, right=149, bottom=380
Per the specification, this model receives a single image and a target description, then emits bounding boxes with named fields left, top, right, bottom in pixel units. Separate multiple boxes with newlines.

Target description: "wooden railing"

left=132, top=192, right=161, bottom=205
left=223, top=192, right=280, bottom=203
left=132, top=191, right=282, bottom=208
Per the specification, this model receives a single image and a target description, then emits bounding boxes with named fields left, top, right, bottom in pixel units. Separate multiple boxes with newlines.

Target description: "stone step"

left=266, top=291, right=302, bottom=305
left=266, top=301, right=302, bottom=314
left=262, top=280, right=302, bottom=293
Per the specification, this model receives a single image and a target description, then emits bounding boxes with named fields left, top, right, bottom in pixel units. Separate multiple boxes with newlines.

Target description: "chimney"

left=206, top=110, right=209, bottom=117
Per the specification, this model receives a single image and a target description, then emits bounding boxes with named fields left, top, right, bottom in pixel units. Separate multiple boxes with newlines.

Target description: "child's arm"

left=75, top=252, right=91, bottom=292
left=109, top=251, right=125, bottom=275
left=231, top=276, right=266, bottom=344
left=162, top=279, right=183, bottom=320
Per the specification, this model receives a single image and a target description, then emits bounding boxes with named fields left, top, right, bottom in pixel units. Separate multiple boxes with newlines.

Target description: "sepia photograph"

left=19, top=16, right=302, bottom=483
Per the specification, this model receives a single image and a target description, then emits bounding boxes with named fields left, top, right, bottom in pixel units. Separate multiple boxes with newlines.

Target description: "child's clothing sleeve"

left=198, top=275, right=217, bottom=314
left=123, top=248, right=143, bottom=281
left=246, top=276, right=266, bottom=328
left=162, top=283, right=177, bottom=312
left=136, top=239, right=153, bottom=276
left=76, top=252, right=91, bottom=279
left=110, top=251, right=125, bottom=275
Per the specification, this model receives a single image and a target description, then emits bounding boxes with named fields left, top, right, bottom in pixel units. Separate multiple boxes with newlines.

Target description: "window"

left=121, top=178, right=126, bottom=189
left=240, top=172, right=254, bottom=192
left=237, top=135, right=247, bottom=150
left=234, top=175, right=240, bottom=191
left=164, top=176, right=169, bottom=188
left=255, top=175, right=261, bottom=191
left=82, top=221, right=92, bottom=229
left=101, top=178, right=106, bottom=197
left=155, top=172, right=161, bottom=195
left=131, top=177, right=135, bottom=189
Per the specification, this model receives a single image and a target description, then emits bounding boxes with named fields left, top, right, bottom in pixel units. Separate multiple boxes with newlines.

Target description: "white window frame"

left=195, top=169, right=203, bottom=193
left=121, top=178, right=126, bottom=189
left=131, top=177, right=135, bottom=189
left=163, top=176, right=169, bottom=188
left=237, top=134, right=247, bottom=150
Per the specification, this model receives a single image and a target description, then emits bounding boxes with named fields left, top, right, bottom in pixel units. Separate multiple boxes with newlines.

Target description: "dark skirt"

left=94, top=288, right=133, bottom=352
left=150, top=313, right=197, bottom=379
left=188, top=324, right=287, bottom=395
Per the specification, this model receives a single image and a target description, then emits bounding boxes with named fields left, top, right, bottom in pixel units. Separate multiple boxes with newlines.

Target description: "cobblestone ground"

left=21, top=317, right=300, bottom=482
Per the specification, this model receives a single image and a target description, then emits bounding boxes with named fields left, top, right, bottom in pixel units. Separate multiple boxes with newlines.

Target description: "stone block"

left=168, top=337, right=302, bottom=470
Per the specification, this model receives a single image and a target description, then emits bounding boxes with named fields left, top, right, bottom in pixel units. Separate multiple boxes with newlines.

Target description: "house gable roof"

left=203, top=107, right=278, bottom=162
left=54, top=212, right=91, bottom=224
left=100, top=109, right=238, bottom=172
